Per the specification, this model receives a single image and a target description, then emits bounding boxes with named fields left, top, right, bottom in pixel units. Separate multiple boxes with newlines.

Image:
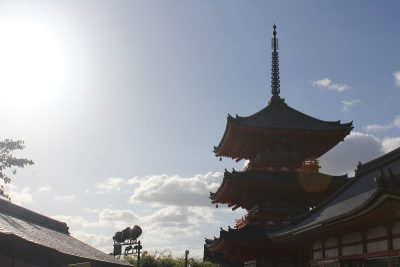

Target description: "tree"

left=0, top=139, right=34, bottom=200
left=124, top=250, right=221, bottom=267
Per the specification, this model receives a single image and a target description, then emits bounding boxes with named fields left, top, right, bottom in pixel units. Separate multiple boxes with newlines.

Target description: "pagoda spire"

left=270, top=24, right=281, bottom=101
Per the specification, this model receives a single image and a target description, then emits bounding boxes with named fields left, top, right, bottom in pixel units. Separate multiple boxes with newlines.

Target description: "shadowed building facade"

left=204, top=26, right=400, bottom=267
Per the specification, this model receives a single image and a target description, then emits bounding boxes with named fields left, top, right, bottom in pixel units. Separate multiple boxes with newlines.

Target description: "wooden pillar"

left=387, top=223, right=393, bottom=251
left=386, top=224, right=393, bottom=267
left=309, top=241, right=313, bottom=264
left=362, top=231, right=367, bottom=255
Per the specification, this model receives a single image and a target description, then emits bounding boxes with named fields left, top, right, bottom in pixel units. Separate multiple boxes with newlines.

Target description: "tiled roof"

left=214, top=98, right=353, bottom=159
left=232, top=98, right=353, bottom=131
left=214, top=169, right=347, bottom=186
left=205, top=225, right=270, bottom=249
left=270, top=146, right=400, bottom=238
left=210, top=170, right=348, bottom=202
left=0, top=199, right=130, bottom=266
left=205, top=147, right=400, bottom=251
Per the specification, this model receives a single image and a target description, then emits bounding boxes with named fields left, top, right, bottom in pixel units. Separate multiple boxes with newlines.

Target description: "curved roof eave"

left=214, top=110, right=353, bottom=157
left=268, top=188, right=382, bottom=240
left=233, top=101, right=353, bottom=130
left=209, top=170, right=349, bottom=204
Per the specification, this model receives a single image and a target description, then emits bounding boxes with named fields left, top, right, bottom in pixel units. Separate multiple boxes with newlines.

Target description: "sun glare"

left=0, top=18, right=67, bottom=113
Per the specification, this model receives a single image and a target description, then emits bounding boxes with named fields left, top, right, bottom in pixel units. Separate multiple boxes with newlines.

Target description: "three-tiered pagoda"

left=204, top=25, right=353, bottom=266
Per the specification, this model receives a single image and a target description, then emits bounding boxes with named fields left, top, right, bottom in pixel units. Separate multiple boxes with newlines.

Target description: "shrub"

left=124, top=250, right=220, bottom=267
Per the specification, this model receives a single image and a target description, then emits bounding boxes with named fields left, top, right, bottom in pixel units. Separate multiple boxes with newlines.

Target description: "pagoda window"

left=324, top=237, right=339, bottom=258
left=392, top=222, right=400, bottom=249
left=312, top=241, right=323, bottom=259
left=366, top=225, right=388, bottom=253
left=341, top=232, right=363, bottom=256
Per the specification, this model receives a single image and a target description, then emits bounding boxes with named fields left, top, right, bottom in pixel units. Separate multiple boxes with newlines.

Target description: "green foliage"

left=124, top=250, right=220, bottom=267
left=0, top=139, right=34, bottom=200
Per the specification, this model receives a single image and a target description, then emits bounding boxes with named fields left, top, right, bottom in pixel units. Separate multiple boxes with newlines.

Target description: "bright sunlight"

left=0, top=17, right=67, bottom=113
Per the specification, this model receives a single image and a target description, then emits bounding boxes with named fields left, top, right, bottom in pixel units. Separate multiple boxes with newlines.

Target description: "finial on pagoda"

left=272, top=24, right=278, bottom=51
left=270, top=24, right=281, bottom=102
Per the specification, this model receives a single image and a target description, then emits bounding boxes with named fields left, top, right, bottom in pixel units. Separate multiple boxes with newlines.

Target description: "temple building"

left=204, top=25, right=400, bottom=267
left=0, top=198, right=130, bottom=267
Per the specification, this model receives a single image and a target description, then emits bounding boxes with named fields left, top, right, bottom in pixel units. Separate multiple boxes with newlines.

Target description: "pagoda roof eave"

left=214, top=102, right=353, bottom=158
left=210, top=170, right=349, bottom=207
left=205, top=226, right=271, bottom=252
left=234, top=99, right=354, bottom=131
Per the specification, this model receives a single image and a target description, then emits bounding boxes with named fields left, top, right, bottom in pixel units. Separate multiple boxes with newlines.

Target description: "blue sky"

left=0, top=0, right=400, bottom=258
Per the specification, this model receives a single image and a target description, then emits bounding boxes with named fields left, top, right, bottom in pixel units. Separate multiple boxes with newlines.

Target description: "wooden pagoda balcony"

left=243, top=156, right=321, bottom=172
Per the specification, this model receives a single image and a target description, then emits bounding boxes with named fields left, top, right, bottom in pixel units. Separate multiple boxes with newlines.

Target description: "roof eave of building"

left=269, top=189, right=400, bottom=241
left=209, top=169, right=349, bottom=204
left=214, top=119, right=353, bottom=158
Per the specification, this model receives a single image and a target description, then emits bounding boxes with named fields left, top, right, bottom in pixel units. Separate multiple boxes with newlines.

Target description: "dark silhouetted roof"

left=0, top=198, right=130, bottom=266
left=233, top=98, right=353, bottom=131
left=270, top=146, right=400, bottom=238
left=210, top=170, right=349, bottom=210
left=214, top=98, right=353, bottom=159
left=205, top=225, right=270, bottom=250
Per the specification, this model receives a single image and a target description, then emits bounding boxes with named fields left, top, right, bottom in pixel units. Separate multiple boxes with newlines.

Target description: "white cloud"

left=382, top=137, right=400, bottom=153
left=51, top=204, right=221, bottom=257
left=52, top=215, right=98, bottom=229
left=320, top=132, right=383, bottom=175
left=311, top=78, right=351, bottom=92
left=142, top=206, right=214, bottom=228
left=393, top=70, right=400, bottom=87
left=53, top=209, right=140, bottom=230
left=312, top=78, right=331, bottom=88
left=98, top=208, right=138, bottom=227
left=393, top=116, right=400, bottom=128
left=137, top=206, right=219, bottom=250
left=7, top=184, right=32, bottom=205
left=126, top=176, right=141, bottom=185
left=143, top=206, right=187, bottom=226
left=55, top=195, right=75, bottom=202
left=365, top=115, right=400, bottom=132
left=72, top=232, right=111, bottom=254
left=91, top=174, right=228, bottom=255
left=129, top=172, right=222, bottom=206
left=98, top=177, right=125, bottom=192
left=36, top=186, right=52, bottom=193
left=320, top=131, right=400, bottom=176
left=342, top=99, right=361, bottom=112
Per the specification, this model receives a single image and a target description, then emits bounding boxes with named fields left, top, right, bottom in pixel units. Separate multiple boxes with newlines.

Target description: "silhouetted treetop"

left=0, top=139, right=34, bottom=200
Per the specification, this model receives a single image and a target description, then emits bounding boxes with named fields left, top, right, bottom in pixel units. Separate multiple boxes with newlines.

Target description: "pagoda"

left=204, top=25, right=353, bottom=266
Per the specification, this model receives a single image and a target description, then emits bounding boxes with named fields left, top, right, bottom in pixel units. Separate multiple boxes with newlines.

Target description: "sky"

left=0, top=0, right=400, bottom=258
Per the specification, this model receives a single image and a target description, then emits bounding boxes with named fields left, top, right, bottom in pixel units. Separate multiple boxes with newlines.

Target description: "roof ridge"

left=0, top=198, right=69, bottom=234
left=269, top=189, right=382, bottom=239
left=356, top=146, right=400, bottom=176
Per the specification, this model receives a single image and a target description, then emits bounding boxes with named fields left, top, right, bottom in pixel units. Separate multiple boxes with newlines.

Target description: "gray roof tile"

left=232, top=99, right=353, bottom=131
left=0, top=200, right=130, bottom=266
left=271, top=147, right=400, bottom=238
